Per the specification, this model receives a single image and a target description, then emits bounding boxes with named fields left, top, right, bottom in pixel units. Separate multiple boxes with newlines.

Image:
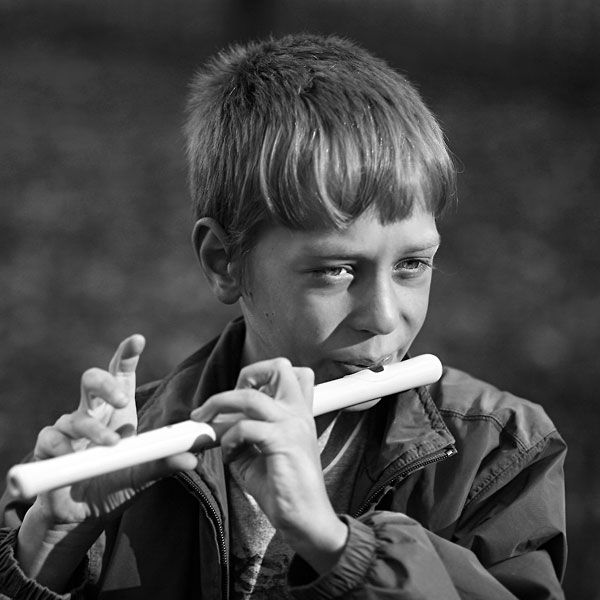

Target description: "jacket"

left=0, top=318, right=567, bottom=599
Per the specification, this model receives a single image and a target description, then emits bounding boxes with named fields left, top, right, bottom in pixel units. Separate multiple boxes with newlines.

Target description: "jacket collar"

left=349, top=382, right=455, bottom=515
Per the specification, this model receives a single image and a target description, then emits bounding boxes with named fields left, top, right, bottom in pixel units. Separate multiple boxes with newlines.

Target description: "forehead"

left=250, top=210, right=440, bottom=263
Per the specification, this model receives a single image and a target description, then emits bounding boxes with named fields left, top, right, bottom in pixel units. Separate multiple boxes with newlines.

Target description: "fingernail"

left=190, top=406, right=207, bottom=420
left=102, top=430, right=120, bottom=445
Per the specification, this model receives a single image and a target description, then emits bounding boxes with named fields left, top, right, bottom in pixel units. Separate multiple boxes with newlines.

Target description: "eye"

left=310, top=265, right=353, bottom=283
left=395, top=258, right=433, bottom=278
left=320, top=266, right=348, bottom=277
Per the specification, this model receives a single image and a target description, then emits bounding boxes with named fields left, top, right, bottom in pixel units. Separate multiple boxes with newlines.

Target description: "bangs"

left=256, top=91, right=454, bottom=231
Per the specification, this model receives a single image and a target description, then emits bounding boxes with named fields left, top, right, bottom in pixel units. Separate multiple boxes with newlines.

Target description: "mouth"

left=333, top=355, right=395, bottom=375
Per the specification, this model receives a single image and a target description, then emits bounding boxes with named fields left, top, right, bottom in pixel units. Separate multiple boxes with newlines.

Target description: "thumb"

left=293, top=366, right=315, bottom=412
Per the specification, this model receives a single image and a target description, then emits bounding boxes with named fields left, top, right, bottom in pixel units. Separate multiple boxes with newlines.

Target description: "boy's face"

left=239, top=208, right=440, bottom=384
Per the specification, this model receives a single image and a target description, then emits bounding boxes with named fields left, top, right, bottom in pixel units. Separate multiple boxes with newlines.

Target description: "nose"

left=351, top=275, right=400, bottom=336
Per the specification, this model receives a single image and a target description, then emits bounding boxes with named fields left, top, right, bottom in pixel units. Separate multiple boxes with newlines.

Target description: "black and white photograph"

left=1, top=1, right=598, bottom=598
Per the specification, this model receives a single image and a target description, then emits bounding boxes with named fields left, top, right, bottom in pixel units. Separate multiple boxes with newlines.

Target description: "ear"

left=192, top=218, right=242, bottom=305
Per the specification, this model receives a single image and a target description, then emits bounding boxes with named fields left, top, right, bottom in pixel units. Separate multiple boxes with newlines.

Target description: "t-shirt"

left=227, top=410, right=368, bottom=599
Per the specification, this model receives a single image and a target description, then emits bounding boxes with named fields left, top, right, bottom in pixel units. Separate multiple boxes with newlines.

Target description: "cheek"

left=415, top=287, right=432, bottom=326
left=244, top=284, right=317, bottom=343
left=259, top=294, right=347, bottom=360
left=295, top=293, right=350, bottom=336
left=272, top=308, right=326, bottom=351
left=400, top=283, right=431, bottom=327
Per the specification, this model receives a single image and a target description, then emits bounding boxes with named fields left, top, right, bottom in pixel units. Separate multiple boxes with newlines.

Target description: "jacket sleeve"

left=0, top=528, right=89, bottom=600
left=288, top=430, right=567, bottom=600
left=0, top=469, right=91, bottom=599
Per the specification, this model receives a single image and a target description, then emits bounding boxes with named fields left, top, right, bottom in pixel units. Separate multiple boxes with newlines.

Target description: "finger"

left=219, top=417, right=315, bottom=463
left=135, top=452, right=199, bottom=483
left=54, top=413, right=120, bottom=447
left=34, top=426, right=76, bottom=460
left=125, top=452, right=199, bottom=489
left=236, top=358, right=306, bottom=408
left=293, top=366, right=315, bottom=410
left=34, top=414, right=119, bottom=461
left=79, top=367, right=129, bottom=416
left=235, top=358, right=291, bottom=395
left=71, top=452, right=200, bottom=502
left=108, top=334, right=146, bottom=398
left=190, top=389, right=281, bottom=424
left=163, top=452, right=199, bottom=473
left=108, top=334, right=146, bottom=375
left=219, top=419, right=275, bottom=462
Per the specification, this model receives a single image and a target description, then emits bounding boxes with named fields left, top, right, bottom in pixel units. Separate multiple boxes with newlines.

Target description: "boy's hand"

left=17, top=335, right=197, bottom=590
left=31, top=334, right=195, bottom=524
left=191, top=358, right=348, bottom=574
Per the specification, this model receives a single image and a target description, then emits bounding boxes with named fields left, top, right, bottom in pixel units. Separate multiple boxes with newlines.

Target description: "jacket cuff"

left=288, top=515, right=376, bottom=599
left=0, top=527, right=89, bottom=599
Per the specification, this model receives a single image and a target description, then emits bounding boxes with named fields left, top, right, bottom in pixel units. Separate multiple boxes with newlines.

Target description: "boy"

left=0, top=33, right=566, bottom=599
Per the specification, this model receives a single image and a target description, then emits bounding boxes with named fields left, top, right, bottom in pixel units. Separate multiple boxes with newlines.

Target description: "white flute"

left=6, top=354, right=442, bottom=499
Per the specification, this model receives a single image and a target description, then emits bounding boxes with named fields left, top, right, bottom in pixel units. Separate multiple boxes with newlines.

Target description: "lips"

left=334, top=354, right=395, bottom=374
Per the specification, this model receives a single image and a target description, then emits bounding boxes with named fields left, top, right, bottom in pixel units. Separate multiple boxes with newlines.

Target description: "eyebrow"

left=404, top=234, right=442, bottom=253
left=302, top=234, right=442, bottom=259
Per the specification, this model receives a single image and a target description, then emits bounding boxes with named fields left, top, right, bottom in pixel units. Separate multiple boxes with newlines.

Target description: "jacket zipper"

left=354, top=446, right=457, bottom=517
left=177, top=444, right=455, bottom=595
left=178, top=472, right=230, bottom=599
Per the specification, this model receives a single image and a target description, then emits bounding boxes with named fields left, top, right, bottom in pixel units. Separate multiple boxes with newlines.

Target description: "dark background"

left=1, top=1, right=598, bottom=597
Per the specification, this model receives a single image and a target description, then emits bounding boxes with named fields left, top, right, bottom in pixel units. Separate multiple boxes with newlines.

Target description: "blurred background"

left=1, top=0, right=598, bottom=596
